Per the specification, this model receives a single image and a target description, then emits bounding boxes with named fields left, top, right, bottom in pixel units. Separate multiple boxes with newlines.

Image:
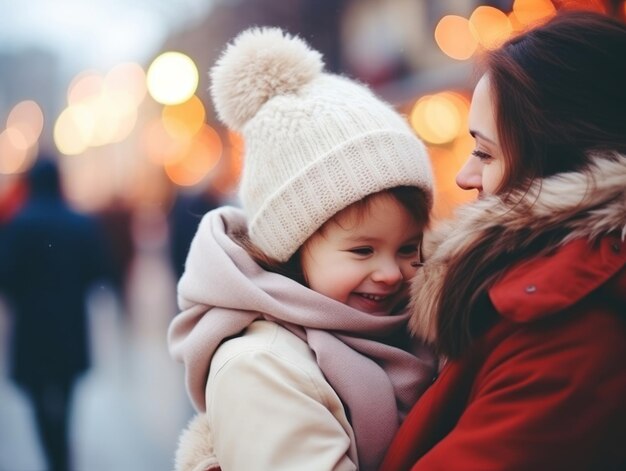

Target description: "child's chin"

left=348, top=296, right=391, bottom=316
left=356, top=305, right=392, bottom=317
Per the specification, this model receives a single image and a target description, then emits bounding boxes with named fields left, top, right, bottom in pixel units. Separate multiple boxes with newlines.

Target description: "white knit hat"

left=211, top=27, right=433, bottom=262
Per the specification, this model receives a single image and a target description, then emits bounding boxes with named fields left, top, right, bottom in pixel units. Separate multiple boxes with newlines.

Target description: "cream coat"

left=175, top=321, right=357, bottom=471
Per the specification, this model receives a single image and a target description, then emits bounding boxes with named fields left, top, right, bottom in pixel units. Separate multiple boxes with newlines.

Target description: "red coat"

left=381, top=235, right=626, bottom=471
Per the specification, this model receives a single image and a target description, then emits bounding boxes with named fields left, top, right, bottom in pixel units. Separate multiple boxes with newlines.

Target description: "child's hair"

left=232, top=185, right=429, bottom=285
left=210, top=27, right=433, bottom=264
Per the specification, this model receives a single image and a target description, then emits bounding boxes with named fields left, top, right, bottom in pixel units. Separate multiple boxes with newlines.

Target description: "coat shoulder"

left=489, top=235, right=626, bottom=322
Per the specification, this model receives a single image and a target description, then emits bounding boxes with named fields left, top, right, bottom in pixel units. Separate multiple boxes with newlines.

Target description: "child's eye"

left=398, top=245, right=418, bottom=256
left=472, top=149, right=493, bottom=162
left=348, top=247, right=373, bottom=256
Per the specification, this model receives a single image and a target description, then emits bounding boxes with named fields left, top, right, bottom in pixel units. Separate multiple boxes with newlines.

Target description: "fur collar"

left=410, top=153, right=626, bottom=343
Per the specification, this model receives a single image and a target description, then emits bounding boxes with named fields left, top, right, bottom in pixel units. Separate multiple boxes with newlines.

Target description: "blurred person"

left=381, top=12, right=626, bottom=471
left=95, top=197, right=135, bottom=313
left=168, top=28, right=435, bottom=471
left=168, top=185, right=222, bottom=282
left=0, top=154, right=111, bottom=471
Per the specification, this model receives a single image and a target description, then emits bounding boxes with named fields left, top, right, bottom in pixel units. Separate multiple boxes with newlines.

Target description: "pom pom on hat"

left=210, top=27, right=324, bottom=131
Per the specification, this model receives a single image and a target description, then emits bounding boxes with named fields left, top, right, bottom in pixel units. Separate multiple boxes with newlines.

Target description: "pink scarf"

left=168, top=206, right=435, bottom=470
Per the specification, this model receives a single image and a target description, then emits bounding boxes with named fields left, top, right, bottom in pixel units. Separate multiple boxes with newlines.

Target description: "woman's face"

left=456, top=74, right=505, bottom=196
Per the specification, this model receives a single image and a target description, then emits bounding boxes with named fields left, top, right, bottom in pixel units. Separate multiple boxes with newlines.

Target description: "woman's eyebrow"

left=469, top=129, right=497, bottom=144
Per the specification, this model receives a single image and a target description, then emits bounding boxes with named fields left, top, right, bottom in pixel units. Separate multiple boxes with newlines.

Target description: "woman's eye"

left=472, top=149, right=493, bottom=162
left=398, top=245, right=418, bottom=256
left=349, top=247, right=373, bottom=256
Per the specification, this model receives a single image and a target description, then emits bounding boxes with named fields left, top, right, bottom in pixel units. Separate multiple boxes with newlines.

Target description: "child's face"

left=300, top=193, right=423, bottom=316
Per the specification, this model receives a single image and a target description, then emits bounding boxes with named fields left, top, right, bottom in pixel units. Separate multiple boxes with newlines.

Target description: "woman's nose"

left=456, top=156, right=483, bottom=191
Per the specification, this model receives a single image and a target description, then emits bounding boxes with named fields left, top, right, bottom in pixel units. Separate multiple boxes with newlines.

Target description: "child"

left=167, top=27, right=435, bottom=471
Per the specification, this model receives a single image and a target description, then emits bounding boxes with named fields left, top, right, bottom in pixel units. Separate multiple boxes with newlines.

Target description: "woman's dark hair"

left=233, top=185, right=430, bottom=285
left=436, top=11, right=626, bottom=357
left=487, top=11, right=626, bottom=193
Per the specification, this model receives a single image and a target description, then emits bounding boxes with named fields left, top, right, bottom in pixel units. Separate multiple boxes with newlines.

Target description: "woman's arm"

left=414, top=309, right=626, bottom=470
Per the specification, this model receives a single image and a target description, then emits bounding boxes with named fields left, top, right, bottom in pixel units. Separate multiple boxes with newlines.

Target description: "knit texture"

left=210, top=27, right=433, bottom=261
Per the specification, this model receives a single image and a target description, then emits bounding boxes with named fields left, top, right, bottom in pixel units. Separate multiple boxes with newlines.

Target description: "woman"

left=381, top=11, right=626, bottom=471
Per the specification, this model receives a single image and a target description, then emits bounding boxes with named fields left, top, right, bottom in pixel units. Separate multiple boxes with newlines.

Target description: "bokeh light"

left=512, top=0, right=557, bottom=28
left=443, top=91, right=470, bottom=140
left=434, top=15, right=478, bottom=60
left=469, top=6, right=513, bottom=49
left=104, top=62, right=147, bottom=107
left=163, top=125, right=223, bottom=186
left=6, top=100, right=45, bottom=148
left=59, top=67, right=143, bottom=153
left=410, top=92, right=469, bottom=145
left=162, top=95, right=206, bottom=140
left=0, top=128, right=33, bottom=174
left=227, top=130, right=244, bottom=171
left=54, top=105, right=93, bottom=155
left=146, top=52, right=199, bottom=105
left=67, top=71, right=104, bottom=106
left=428, top=146, right=476, bottom=219
left=210, top=130, right=245, bottom=196
left=4, top=127, right=29, bottom=151
left=141, top=118, right=188, bottom=165
left=87, top=92, right=138, bottom=146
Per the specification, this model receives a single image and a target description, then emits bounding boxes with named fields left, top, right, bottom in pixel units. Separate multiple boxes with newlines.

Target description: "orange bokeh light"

left=164, top=125, right=223, bottom=187
left=6, top=100, right=45, bottom=147
left=439, top=91, right=470, bottom=136
left=469, top=6, right=513, bottom=49
left=162, top=95, right=206, bottom=140
left=512, top=0, right=557, bottom=28
left=435, top=15, right=478, bottom=60
left=428, top=145, right=476, bottom=220
left=141, top=118, right=187, bottom=165
left=410, top=91, right=469, bottom=145
left=507, top=11, right=525, bottom=33
left=227, top=130, right=244, bottom=176
left=209, top=130, right=245, bottom=195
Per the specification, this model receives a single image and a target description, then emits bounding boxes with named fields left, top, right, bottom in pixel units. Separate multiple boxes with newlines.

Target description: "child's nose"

left=372, top=261, right=403, bottom=285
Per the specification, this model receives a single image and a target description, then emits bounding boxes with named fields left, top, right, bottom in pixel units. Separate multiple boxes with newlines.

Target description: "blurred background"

left=0, top=0, right=623, bottom=470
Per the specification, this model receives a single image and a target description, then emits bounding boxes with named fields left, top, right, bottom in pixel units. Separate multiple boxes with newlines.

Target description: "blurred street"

left=1, top=2, right=623, bottom=471
left=0, top=223, right=193, bottom=471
